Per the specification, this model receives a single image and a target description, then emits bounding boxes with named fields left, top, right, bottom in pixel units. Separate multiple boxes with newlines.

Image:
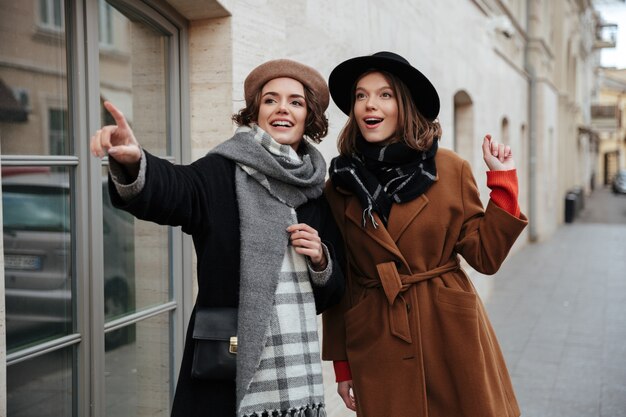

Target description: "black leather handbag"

left=191, top=307, right=238, bottom=381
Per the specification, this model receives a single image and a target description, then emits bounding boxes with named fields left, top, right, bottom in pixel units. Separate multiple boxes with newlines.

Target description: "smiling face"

left=256, top=77, right=308, bottom=150
left=353, top=71, right=399, bottom=145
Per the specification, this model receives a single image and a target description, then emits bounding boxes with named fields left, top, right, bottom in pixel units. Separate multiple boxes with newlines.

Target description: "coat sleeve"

left=454, top=160, right=528, bottom=275
left=108, top=150, right=226, bottom=235
left=321, top=183, right=351, bottom=361
left=312, top=195, right=346, bottom=314
left=321, top=285, right=351, bottom=361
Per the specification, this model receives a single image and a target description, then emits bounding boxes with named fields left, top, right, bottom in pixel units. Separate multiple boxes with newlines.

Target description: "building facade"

left=0, top=0, right=609, bottom=416
left=593, top=67, right=626, bottom=185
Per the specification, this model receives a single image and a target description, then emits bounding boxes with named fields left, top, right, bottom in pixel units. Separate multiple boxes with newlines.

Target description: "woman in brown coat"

left=322, top=51, right=528, bottom=417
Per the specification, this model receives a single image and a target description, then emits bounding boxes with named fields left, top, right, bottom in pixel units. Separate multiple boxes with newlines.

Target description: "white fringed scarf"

left=211, top=125, right=327, bottom=417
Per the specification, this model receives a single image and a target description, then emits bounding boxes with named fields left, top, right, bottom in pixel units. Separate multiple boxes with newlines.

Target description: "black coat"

left=109, top=151, right=345, bottom=417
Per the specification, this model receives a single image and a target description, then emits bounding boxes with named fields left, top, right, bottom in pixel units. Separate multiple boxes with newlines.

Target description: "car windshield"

left=2, top=186, right=70, bottom=232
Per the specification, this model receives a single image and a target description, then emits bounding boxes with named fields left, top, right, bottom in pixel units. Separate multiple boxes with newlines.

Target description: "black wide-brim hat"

left=329, top=51, right=440, bottom=121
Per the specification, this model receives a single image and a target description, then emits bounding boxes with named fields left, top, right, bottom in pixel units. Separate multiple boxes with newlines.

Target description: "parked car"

left=2, top=168, right=135, bottom=352
left=612, top=169, right=626, bottom=195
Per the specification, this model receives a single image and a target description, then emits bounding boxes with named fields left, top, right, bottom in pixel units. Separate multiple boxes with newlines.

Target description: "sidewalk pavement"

left=485, top=221, right=626, bottom=416
left=321, top=188, right=626, bottom=417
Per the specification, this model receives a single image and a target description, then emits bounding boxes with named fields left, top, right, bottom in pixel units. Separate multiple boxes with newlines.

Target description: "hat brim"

left=329, top=55, right=440, bottom=121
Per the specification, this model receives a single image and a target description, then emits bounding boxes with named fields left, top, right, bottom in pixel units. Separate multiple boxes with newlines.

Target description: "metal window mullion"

left=0, top=155, right=79, bottom=166
left=66, top=0, right=96, bottom=416
left=107, top=0, right=178, bottom=35
left=81, top=1, right=107, bottom=417
left=104, top=301, right=177, bottom=333
left=6, top=333, right=81, bottom=366
left=100, top=155, right=176, bottom=165
left=164, top=19, right=190, bottom=394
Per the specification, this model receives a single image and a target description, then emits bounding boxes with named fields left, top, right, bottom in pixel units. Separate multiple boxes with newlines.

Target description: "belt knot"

left=374, top=258, right=460, bottom=343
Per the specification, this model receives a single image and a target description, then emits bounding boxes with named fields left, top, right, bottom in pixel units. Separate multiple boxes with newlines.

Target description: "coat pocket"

left=343, top=292, right=378, bottom=338
left=344, top=290, right=414, bottom=364
left=431, top=285, right=515, bottom=416
left=436, top=285, right=477, bottom=310
left=343, top=292, right=390, bottom=356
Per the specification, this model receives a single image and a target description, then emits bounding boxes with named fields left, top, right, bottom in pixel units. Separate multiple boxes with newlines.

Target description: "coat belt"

left=362, top=258, right=460, bottom=343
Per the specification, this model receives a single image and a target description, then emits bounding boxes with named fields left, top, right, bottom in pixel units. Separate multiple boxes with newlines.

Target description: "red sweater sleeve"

left=333, top=360, right=352, bottom=382
left=486, top=169, right=521, bottom=217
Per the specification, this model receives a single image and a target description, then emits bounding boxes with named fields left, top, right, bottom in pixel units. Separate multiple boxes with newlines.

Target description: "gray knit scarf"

left=211, top=125, right=326, bottom=411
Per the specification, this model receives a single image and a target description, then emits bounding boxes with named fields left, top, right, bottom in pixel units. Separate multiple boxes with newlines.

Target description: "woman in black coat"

left=91, top=59, right=344, bottom=417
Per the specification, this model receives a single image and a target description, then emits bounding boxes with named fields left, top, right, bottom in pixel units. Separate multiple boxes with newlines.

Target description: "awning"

left=0, top=79, right=28, bottom=123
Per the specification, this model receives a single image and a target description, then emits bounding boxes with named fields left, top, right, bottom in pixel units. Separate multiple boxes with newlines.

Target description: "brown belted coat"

left=322, top=148, right=528, bottom=417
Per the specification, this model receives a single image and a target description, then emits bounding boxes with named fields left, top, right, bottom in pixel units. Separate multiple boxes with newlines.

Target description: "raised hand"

left=90, top=101, right=141, bottom=165
left=482, top=134, right=515, bottom=171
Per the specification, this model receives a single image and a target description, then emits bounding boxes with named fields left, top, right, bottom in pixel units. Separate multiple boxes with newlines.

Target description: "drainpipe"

left=525, top=0, right=539, bottom=241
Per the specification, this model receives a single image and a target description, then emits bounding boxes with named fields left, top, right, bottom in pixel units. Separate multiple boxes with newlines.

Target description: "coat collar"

left=343, top=190, right=430, bottom=269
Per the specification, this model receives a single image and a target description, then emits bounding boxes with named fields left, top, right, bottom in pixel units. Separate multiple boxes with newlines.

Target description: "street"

left=322, top=187, right=626, bottom=416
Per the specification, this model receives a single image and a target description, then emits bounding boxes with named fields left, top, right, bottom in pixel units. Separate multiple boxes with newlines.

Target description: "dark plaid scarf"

left=329, top=136, right=438, bottom=227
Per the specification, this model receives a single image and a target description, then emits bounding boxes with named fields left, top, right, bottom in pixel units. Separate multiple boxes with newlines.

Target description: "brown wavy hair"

left=232, top=83, right=329, bottom=143
left=337, top=70, right=442, bottom=155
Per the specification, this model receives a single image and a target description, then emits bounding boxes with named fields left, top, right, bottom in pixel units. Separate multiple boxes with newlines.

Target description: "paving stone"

left=484, top=189, right=626, bottom=417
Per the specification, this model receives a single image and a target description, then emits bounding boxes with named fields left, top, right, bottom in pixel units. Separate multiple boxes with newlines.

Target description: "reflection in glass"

left=105, top=312, right=171, bottom=417
left=39, top=0, right=64, bottom=31
left=102, top=170, right=170, bottom=320
left=7, top=346, right=74, bottom=417
left=99, top=0, right=170, bottom=156
left=2, top=166, right=73, bottom=353
left=0, top=1, right=70, bottom=155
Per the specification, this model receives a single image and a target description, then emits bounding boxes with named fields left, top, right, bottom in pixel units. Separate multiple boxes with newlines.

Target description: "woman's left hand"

left=482, top=134, right=515, bottom=171
left=287, top=223, right=327, bottom=271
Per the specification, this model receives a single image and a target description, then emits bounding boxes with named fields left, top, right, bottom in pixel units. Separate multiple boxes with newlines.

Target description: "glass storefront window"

left=98, top=2, right=176, bottom=413
left=0, top=2, right=69, bottom=156
left=2, top=166, right=73, bottom=353
left=99, top=0, right=170, bottom=156
left=7, top=347, right=74, bottom=417
left=49, top=108, right=70, bottom=155
left=38, top=0, right=64, bottom=31
left=101, top=169, right=171, bottom=323
left=105, top=312, right=172, bottom=417
left=2, top=1, right=182, bottom=415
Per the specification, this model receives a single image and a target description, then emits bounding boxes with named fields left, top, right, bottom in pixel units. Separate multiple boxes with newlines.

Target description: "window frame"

left=3, top=1, right=190, bottom=416
left=82, top=1, right=189, bottom=415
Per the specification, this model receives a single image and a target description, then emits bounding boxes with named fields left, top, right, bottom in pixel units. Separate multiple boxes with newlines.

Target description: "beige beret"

left=243, top=59, right=329, bottom=111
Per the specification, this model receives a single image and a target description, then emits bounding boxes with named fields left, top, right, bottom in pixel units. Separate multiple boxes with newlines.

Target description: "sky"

left=595, top=3, right=626, bottom=68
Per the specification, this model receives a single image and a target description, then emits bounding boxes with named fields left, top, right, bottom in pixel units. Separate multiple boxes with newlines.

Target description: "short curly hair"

left=232, top=83, right=329, bottom=143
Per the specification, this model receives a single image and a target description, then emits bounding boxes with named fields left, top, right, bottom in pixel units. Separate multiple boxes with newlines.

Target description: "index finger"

left=286, top=223, right=315, bottom=232
left=103, top=101, right=129, bottom=129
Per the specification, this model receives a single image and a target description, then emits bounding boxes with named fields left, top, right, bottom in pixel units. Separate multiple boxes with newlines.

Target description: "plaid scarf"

left=238, top=210, right=325, bottom=417
left=211, top=125, right=327, bottom=416
left=225, top=124, right=326, bottom=208
left=236, top=125, right=308, bottom=205
left=329, top=136, right=438, bottom=227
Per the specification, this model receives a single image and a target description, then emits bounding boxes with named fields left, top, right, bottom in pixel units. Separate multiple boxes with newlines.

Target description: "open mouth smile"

left=363, top=117, right=384, bottom=128
left=270, top=120, right=294, bottom=128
